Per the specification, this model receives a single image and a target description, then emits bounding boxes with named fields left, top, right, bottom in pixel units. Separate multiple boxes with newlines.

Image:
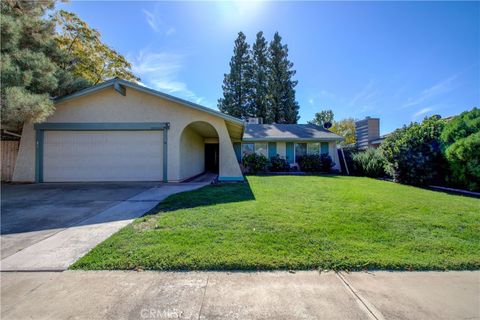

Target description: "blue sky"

left=58, top=1, right=479, bottom=134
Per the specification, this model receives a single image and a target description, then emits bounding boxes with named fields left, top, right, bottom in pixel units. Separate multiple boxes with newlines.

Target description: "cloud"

left=349, top=80, right=378, bottom=107
left=142, top=9, right=175, bottom=36
left=402, top=74, right=458, bottom=108
left=131, top=50, right=206, bottom=105
left=412, top=107, right=433, bottom=120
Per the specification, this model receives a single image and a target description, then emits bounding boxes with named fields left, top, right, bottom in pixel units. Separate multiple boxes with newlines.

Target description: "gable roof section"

left=54, top=78, right=245, bottom=126
left=243, top=124, right=344, bottom=141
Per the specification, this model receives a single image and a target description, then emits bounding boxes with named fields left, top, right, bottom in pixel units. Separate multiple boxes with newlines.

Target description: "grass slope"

left=71, top=176, right=480, bottom=271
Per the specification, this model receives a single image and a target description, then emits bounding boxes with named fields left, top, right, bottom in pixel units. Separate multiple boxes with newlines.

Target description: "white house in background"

left=12, top=79, right=343, bottom=183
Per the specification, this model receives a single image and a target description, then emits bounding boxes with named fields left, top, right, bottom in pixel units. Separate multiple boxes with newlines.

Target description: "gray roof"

left=243, top=124, right=344, bottom=141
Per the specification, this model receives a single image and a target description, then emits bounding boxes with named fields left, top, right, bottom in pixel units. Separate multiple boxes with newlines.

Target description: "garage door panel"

left=44, top=131, right=163, bottom=182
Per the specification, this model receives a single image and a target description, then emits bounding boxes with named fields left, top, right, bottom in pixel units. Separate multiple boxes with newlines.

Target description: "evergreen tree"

left=267, top=32, right=299, bottom=124
left=1, top=0, right=89, bottom=129
left=218, top=32, right=253, bottom=119
left=251, top=31, right=270, bottom=121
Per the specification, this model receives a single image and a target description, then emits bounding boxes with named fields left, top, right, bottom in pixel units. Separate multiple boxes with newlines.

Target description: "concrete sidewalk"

left=1, top=271, right=478, bottom=320
left=1, top=183, right=209, bottom=271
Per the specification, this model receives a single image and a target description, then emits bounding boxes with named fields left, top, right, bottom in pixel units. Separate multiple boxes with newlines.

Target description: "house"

left=12, top=79, right=343, bottom=183
left=236, top=123, right=343, bottom=170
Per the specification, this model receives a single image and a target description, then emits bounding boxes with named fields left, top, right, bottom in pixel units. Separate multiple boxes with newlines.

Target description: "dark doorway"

left=205, top=143, right=219, bottom=173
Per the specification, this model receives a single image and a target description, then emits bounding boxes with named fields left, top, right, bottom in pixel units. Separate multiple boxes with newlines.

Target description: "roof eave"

left=242, top=137, right=344, bottom=142
left=54, top=78, right=244, bottom=126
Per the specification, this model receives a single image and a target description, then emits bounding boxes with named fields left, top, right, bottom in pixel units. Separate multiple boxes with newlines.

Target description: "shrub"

left=298, top=154, right=334, bottom=172
left=268, top=155, right=290, bottom=172
left=441, top=108, right=480, bottom=191
left=380, top=116, right=447, bottom=186
left=351, top=148, right=386, bottom=178
left=242, top=153, right=269, bottom=174
left=320, top=154, right=335, bottom=172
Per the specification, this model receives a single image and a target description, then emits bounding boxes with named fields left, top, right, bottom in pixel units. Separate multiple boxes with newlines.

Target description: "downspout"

left=340, top=147, right=350, bottom=175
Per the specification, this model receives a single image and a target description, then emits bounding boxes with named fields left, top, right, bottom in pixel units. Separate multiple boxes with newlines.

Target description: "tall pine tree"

left=267, top=32, right=299, bottom=124
left=251, top=31, right=269, bottom=122
left=218, top=32, right=253, bottom=119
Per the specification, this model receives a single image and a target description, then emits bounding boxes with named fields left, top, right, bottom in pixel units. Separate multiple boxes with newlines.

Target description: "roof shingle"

left=243, top=124, right=344, bottom=141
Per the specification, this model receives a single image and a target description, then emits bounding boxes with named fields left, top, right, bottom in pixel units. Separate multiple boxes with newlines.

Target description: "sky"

left=57, top=1, right=479, bottom=134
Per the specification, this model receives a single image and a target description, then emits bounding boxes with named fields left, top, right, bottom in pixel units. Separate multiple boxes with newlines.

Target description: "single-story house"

left=12, top=79, right=343, bottom=183
left=236, top=123, right=343, bottom=168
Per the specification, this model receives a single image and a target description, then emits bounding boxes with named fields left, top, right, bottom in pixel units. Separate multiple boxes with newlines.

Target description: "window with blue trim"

left=241, top=143, right=254, bottom=157
left=307, top=143, right=320, bottom=155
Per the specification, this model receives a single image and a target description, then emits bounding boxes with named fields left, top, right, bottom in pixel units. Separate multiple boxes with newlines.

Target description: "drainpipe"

left=339, top=147, right=350, bottom=175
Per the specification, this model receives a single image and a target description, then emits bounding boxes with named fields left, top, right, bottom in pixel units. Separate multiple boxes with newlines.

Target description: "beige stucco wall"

left=179, top=126, right=205, bottom=181
left=13, top=87, right=243, bottom=182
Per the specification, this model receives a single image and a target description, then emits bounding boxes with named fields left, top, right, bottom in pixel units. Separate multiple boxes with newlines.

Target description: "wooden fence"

left=1, top=141, right=19, bottom=181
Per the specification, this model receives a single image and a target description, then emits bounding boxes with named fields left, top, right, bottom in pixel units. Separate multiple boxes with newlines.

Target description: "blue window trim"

left=34, top=122, right=170, bottom=183
left=286, top=142, right=294, bottom=164
left=268, top=142, right=277, bottom=159
left=321, top=142, right=329, bottom=155
left=218, top=176, right=244, bottom=182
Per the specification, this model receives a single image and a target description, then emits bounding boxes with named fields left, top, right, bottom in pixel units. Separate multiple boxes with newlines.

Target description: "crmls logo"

left=140, top=308, right=190, bottom=319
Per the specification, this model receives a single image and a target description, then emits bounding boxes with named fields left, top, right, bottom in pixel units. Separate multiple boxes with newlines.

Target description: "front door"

left=205, top=143, right=219, bottom=173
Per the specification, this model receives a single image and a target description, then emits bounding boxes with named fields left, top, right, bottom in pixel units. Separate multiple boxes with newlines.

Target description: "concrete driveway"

left=0, top=182, right=209, bottom=271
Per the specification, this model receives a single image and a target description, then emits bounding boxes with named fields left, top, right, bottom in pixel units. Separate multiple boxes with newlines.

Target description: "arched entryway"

left=179, top=121, right=219, bottom=181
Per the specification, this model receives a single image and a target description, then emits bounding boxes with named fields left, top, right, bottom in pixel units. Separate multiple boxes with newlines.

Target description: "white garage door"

left=43, top=131, right=163, bottom=182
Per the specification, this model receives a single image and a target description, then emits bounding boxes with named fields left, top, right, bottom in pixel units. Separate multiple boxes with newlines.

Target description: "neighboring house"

left=237, top=123, right=343, bottom=170
left=12, top=79, right=343, bottom=183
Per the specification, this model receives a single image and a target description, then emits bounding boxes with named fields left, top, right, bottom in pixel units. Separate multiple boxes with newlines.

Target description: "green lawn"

left=71, top=176, right=480, bottom=271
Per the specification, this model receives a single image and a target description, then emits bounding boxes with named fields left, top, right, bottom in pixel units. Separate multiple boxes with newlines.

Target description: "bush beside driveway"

left=71, top=176, right=480, bottom=271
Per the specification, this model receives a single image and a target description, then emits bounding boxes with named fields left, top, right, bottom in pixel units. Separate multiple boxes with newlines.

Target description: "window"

left=321, top=142, right=329, bottom=155
left=255, top=142, right=268, bottom=157
left=307, top=143, right=319, bottom=155
left=295, top=143, right=307, bottom=162
left=241, top=143, right=254, bottom=157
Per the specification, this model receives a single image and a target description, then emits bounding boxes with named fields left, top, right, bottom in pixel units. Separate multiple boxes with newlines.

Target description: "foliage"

left=251, top=32, right=270, bottom=121
left=54, top=10, right=140, bottom=85
left=242, top=153, right=269, bottom=174
left=297, top=154, right=334, bottom=172
left=1, top=0, right=89, bottom=128
left=308, top=110, right=334, bottom=127
left=218, top=32, right=254, bottom=119
left=381, top=116, right=446, bottom=186
left=267, top=32, right=300, bottom=124
left=320, top=154, right=335, bottom=172
left=330, top=118, right=356, bottom=145
left=351, top=148, right=386, bottom=178
left=268, top=155, right=290, bottom=172
left=72, top=176, right=480, bottom=271
left=441, top=108, right=480, bottom=191
left=219, top=31, right=299, bottom=123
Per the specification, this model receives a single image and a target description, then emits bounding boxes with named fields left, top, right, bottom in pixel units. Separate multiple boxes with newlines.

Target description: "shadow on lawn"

left=144, top=181, right=256, bottom=215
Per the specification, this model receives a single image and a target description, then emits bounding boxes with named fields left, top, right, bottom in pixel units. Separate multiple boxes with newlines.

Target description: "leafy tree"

left=440, top=108, right=480, bottom=191
left=1, top=0, right=88, bottom=129
left=381, top=116, right=446, bottom=186
left=267, top=32, right=299, bottom=124
left=218, top=32, right=254, bottom=119
left=251, top=31, right=270, bottom=121
left=331, top=118, right=356, bottom=145
left=308, top=110, right=334, bottom=126
left=54, top=10, right=139, bottom=85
